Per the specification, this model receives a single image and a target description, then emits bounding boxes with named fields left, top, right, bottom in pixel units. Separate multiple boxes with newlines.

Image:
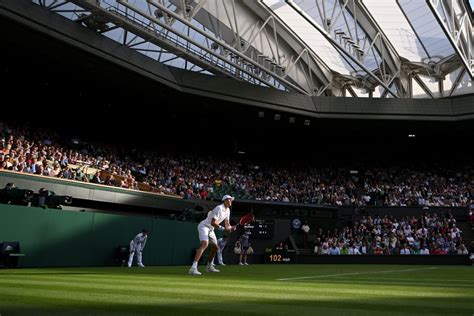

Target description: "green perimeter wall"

left=0, top=204, right=198, bottom=267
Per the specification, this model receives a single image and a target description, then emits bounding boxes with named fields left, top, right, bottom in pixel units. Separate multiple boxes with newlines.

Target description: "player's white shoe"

left=206, top=265, right=220, bottom=273
left=239, top=262, right=244, bottom=265
left=244, top=262, right=249, bottom=265
left=218, top=262, right=226, bottom=266
left=188, top=268, right=202, bottom=275
left=138, top=264, right=145, bottom=268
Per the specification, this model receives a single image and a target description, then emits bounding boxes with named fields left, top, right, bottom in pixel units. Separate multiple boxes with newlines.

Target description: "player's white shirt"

left=200, top=204, right=230, bottom=229
left=130, top=232, right=147, bottom=253
left=131, top=233, right=147, bottom=247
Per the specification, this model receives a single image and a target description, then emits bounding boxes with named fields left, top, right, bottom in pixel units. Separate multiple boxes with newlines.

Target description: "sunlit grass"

left=0, top=264, right=472, bottom=315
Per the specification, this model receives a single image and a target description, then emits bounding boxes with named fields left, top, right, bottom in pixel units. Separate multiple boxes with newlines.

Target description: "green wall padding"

left=0, top=204, right=199, bottom=267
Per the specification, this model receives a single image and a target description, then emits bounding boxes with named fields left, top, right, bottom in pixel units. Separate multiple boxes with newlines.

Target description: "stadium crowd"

left=312, top=212, right=469, bottom=255
left=0, top=121, right=472, bottom=207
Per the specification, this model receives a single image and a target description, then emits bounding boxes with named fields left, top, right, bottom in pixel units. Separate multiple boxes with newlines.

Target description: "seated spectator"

left=320, top=244, right=329, bottom=255
left=348, top=244, right=361, bottom=255
left=400, top=244, right=411, bottom=255
left=91, top=171, right=103, bottom=184
left=340, top=245, right=349, bottom=255
left=457, top=244, right=468, bottom=255
left=374, top=244, right=384, bottom=255
left=328, top=244, right=340, bottom=255
left=120, top=178, right=129, bottom=188
left=419, top=245, right=430, bottom=255
left=431, top=245, right=446, bottom=255
left=105, top=174, right=115, bottom=186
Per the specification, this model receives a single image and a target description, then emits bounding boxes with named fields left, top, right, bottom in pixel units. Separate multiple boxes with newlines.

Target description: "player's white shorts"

left=198, top=222, right=217, bottom=245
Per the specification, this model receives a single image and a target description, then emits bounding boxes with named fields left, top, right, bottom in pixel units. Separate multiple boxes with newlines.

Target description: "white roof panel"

left=263, top=0, right=354, bottom=75
left=398, top=0, right=455, bottom=60
left=293, top=0, right=380, bottom=72
left=363, top=0, right=428, bottom=61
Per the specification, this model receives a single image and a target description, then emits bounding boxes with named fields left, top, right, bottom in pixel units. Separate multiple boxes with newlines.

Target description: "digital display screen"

left=243, top=219, right=274, bottom=239
left=264, top=249, right=295, bottom=264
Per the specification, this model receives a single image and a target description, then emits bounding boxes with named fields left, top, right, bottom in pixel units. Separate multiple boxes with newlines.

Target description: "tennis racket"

left=234, top=212, right=255, bottom=230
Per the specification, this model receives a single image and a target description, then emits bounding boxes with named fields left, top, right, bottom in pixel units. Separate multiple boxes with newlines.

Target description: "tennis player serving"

left=188, top=194, right=236, bottom=275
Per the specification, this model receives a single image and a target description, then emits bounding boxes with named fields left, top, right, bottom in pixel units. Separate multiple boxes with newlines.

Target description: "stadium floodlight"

left=304, top=119, right=311, bottom=126
left=274, top=114, right=281, bottom=121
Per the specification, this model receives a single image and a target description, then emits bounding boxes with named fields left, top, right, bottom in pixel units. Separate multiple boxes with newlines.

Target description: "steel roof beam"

left=286, top=0, right=399, bottom=98
left=427, top=0, right=473, bottom=78
left=345, top=0, right=401, bottom=75
left=171, top=0, right=329, bottom=94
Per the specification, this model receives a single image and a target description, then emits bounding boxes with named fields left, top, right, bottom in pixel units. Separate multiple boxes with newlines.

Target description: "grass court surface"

left=0, top=264, right=473, bottom=315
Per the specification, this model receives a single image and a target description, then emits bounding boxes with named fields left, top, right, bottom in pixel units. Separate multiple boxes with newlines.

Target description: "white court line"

left=277, top=267, right=438, bottom=281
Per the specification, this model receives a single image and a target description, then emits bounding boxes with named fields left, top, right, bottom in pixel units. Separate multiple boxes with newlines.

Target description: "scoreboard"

left=243, top=219, right=274, bottom=239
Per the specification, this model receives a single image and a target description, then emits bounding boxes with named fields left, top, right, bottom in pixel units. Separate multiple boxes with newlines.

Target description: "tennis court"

left=1, top=264, right=472, bottom=315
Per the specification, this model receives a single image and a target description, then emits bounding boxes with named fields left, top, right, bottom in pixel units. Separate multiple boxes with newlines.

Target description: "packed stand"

left=0, top=122, right=472, bottom=206
left=311, top=212, right=469, bottom=255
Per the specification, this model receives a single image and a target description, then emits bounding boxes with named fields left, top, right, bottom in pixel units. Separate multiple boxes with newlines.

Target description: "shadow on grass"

left=0, top=291, right=473, bottom=316
left=0, top=272, right=108, bottom=276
